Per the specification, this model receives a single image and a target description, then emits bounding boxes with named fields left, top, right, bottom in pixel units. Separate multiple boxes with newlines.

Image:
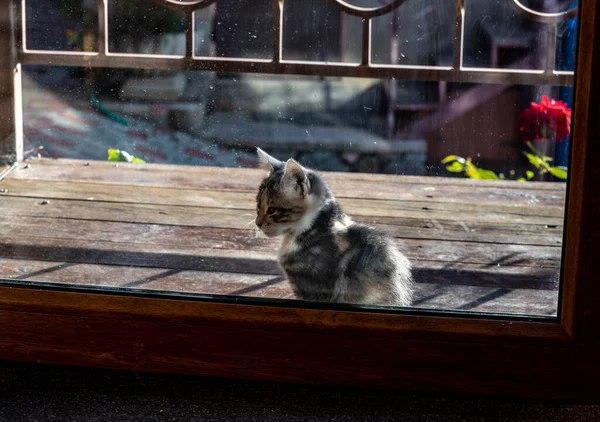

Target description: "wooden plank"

left=0, top=257, right=558, bottom=291
left=0, top=237, right=279, bottom=275
left=411, top=260, right=559, bottom=290
left=0, top=309, right=576, bottom=397
left=0, top=179, right=565, bottom=224
left=0, top=196, right=564, bottom=246
left=0, top=258, right=557, bottom=315
left=0, top=282, right=567, bottom=344
left=0, top=216, right=561, bottom=268
left=413, top=283, right=558, bottom=315
left=0, top=233, right=560, bottom=289
left=8, top=160, right=567, bottom=207
left=0, top=259, right=295, bottom=299
left=16, top=158, right=568, bottom=192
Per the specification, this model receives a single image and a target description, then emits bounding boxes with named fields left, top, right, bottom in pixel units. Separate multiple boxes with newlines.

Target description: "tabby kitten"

left=255, top=148, right=413, bottom=306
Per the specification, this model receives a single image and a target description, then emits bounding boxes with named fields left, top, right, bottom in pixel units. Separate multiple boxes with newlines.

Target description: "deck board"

left=0, top=197, right=563, bottom=246
left=8, top=159, right=566, bottom=207
left=12, top=158, right=566, bottom=190
left=0, top=216, right=561, bottom=268
left=0, top=258, right=558, bottom=314
left=0, top=179, right=564, bottom=224
left=0, top=158, right=565, bottom=316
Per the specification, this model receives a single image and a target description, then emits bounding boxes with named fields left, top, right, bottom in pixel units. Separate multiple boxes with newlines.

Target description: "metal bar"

left=185, top=10, right=194, bottom=58
left=361, top=18, right=370, bottom=66
left=545, top=23, right=557, bottom=74
left=17, top=51, right=575, bottom=86
left=14, top=0, right=21, bottom=53
left=13, top=62, right=23, bottom=162
left=13, top=0, right=578, bottom=88
left=18, top=0, right=24, bottom=50
left=0, top=0, right=17, bottom=161
left=273, top=0, right=283, bottom=63
left=13, top=0, right=22, bottom=162
left=387, top=6, right=399, bottom=139
left=390, top=6, right=398, bottom=65
left=338, top=6, right=345, bottom=62
left=97, top=0, right=107, bottom=54
left=453, top=0, right=464, bottom=70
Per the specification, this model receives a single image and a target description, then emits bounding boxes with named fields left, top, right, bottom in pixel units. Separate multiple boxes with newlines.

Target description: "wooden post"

left=0, top=1, right=20, bottom=163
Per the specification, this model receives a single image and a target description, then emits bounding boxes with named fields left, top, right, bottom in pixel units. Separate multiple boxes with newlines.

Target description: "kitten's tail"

left=390, top=244, right=414, bottom=307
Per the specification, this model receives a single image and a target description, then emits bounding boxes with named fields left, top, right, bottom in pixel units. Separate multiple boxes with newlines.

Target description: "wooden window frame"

left=0, top=0, right=599, bottom=400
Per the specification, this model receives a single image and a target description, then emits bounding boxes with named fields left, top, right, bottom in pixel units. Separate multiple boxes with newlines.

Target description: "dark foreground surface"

left=0, top=361, right=598, bottom=422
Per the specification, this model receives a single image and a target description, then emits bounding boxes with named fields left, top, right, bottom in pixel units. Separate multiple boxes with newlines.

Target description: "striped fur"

left=255, top=148, right=413, bottom=306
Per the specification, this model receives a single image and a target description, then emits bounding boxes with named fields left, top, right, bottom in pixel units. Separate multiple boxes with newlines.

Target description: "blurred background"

left=21, top=0, right=577, bottom=176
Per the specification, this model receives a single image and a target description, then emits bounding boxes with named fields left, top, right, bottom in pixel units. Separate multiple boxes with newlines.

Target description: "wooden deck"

left=0, top=158, right=565, bottom=316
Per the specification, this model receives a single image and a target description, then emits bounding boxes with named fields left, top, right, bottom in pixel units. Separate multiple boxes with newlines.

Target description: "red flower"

left=542, top=96, right=572, bottom=142
left=520, top=96, right=572, bottom=143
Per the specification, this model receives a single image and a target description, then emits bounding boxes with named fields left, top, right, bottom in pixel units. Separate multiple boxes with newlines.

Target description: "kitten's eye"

left=266, top=206, right=277, bottom=215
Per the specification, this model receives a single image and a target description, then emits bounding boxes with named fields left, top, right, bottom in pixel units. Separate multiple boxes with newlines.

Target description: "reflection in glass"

left=1, top=0, right=578, bottom=318
left=371, top=0, right=454, bottom=66
left=25, top=0, right=97, bottom=52
left=463, top=0, right=548, bottom=69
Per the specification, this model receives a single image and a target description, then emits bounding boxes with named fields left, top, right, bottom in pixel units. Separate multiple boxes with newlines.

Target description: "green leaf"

left=446, top=161, right=464, bottom=173
left=441, top=155, right=456, bottom=164
left=524, top=152, right=542, bottom=169
left=442, top=155, right=465, bottom=164
left=107, top=148, right=145, bottom=164
left=526, top=170, right=535, bottom=180
left=516, top=177, right=526, bottom=182
left=107, top=148, right=126, bottom=162
left=476, top=169, right=499, bottom=180
left=120, top=150, right=134, bottom=162
left=549, top=167, right=568, bottom=179
left=464, top=162, right=479, bottom=179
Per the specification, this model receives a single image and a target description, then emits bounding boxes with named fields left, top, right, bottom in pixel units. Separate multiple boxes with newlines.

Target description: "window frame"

left=0, top=0, right=599, bottom=400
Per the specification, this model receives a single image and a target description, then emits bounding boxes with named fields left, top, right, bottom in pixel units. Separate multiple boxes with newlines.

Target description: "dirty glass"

left=0, top=0, right=579, bottom=318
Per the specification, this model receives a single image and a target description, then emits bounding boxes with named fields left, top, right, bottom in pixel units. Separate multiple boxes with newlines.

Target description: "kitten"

left=254, top=148, right=413, bottom=306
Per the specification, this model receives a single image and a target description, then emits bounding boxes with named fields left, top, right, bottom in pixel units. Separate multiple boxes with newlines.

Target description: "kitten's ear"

left=283, top=159, right=306, bottom=181
left=256, top=148, right=283, bottom=172
left=282, top=159, right=309, bottom=196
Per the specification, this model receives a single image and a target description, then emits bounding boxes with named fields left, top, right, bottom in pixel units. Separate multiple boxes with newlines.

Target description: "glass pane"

left=463, top=0, right=549, bottom=69
left=282, top=0, right=361, bottom=63
left=210, top=0, right=273, bottom=59
left=107, top=2, right=185, bottom=55
left=194, top=4, right=215, bottom=57
left=371, top=0, right=454, bottom=66
left=24, top=0, right=97, bottom=52
left=2, top=0, right=579, bottom=319
left=556, top=2, right=578, bottom=71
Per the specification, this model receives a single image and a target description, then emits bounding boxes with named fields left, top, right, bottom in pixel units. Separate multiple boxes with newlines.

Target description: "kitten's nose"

left=255, top=217, right=263, bottom=228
